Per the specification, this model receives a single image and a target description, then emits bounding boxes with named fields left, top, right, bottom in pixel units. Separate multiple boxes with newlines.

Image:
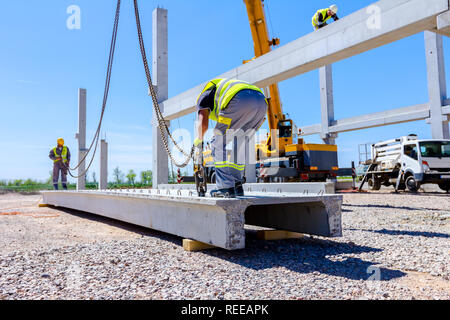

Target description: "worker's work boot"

left=62, top=183, right=68, bottom=190
left=210, top=187, right=236, bottom=198
left=53, top=184, right=58, bottom=190
left=235, top=182, right=244, bottom=197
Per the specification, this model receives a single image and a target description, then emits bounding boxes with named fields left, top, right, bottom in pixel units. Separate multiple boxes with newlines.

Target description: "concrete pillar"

left=425, top=31, right=449, bottom=139
left=244, top=134, right=257, bottom=183
left=319, top=65, right=337, bottom=144
left=76, top=88, right=86, bottom=190
left=99, top=139, right=108, bottom=190
left=151, top=7, right=169, bottom=187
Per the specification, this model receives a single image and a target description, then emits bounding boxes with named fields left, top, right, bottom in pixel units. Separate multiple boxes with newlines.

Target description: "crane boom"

left=243, top=0, right=285, bottom=134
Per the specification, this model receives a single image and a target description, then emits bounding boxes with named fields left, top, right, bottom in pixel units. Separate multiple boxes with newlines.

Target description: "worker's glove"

left=193, top=138, right=203, bottom=164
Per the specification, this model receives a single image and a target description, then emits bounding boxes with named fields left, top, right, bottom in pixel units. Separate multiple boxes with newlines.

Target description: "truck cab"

left=402, top=139, right=450, bottom=191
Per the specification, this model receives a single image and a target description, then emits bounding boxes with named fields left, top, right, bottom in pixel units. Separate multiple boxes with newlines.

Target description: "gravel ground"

left=0, top=191, right=448, bottom=300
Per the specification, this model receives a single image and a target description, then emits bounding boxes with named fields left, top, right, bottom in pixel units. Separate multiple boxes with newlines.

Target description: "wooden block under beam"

left=38, top=204, right=49, bottom=207
left=182, top=239, right=216, bottom=252
left=256, top=230, right=304, bottom=241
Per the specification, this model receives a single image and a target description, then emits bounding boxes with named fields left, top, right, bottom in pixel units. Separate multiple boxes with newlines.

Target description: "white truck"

left=359, top=135, right=450, bottom=192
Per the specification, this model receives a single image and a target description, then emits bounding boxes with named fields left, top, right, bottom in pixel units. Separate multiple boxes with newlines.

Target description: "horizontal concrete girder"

left=300, top=103, right=438, bottom=136
left=158, top=182, right=335, bottom=194
left=161, top=0, right=449, bottom=120
left=42, top=189, right=342, bottom=250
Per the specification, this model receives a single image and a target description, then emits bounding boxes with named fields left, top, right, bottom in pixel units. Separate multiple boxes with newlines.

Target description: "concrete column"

left=425, top=31, right=449, bottom=139
left=76, top=88, right=86, bottom=190
left=152, top=7, right=169, bottom=187
left=244, top=134, right=257, bottom=183
left=99, top=139, right=108, bottom=190
left=319, top=65, right=337, bottom=144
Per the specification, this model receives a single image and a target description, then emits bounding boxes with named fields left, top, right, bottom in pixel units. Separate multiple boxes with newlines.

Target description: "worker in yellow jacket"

left=312, top=5, right=339, bottom=30
left=49, top=138, right=71, bottom=190
left=194, top=79, right=267, bottom=198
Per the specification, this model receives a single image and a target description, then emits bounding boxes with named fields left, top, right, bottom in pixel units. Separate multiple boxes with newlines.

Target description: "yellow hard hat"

left=57, top=138, right=64, bottom=145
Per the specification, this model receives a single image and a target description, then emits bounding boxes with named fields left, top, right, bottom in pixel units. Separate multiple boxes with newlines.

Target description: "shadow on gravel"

left=342, top=203, right=444, bottom=212
left=55, top=207, right=182, bottom=245
left=57, top=207, right=407, bottom=281
left=205, top=235, right=406, bottom=281
left=349, top=228, right=450, bottom=239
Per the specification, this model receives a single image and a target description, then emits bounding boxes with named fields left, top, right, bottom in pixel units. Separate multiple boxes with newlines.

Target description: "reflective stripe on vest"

left=197, top=78, right=264, bottom=122
left=53, top=146, right=68, bottom=163
left=312, top=8, right=331, bottom=27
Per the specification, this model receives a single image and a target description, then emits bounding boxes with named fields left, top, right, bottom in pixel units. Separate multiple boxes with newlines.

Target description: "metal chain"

left=65, top=0, right=122, bottom=178
left=133, top=0, right=194, bottom=168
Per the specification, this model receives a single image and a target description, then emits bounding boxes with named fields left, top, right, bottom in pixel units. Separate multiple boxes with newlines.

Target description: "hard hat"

left=57, top=138, right=64, bottom=145
left=329, top=4, right=338, bottom=14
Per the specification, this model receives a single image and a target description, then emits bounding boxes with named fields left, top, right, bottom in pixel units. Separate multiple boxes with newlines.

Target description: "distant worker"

left=312, top=4, right=339, bottom=30
left=194, top=78, right=267, bottom=198
left=49, top=138, right=71, bottom=190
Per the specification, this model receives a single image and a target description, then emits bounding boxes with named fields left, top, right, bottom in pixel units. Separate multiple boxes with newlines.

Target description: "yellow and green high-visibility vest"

left=312, top=8, right=332, bottom=28
left=53, top=146, right=68, bottom=163
left=197, top=78, right=265, bottom=122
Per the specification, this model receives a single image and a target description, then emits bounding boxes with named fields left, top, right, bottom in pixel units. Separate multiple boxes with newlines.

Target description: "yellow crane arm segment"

left=243, top=0, right=284, bottom=133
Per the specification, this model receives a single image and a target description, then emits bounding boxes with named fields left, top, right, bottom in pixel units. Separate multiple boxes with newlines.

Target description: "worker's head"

left=57, top=138, right=64, bottom=147
left=328, top=4, right=338, bottom=16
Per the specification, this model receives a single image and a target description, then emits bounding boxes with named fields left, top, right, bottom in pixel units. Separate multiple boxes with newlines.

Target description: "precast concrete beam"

left=158, top=182, right=335, bottom=194
left=300, top=103, right=432, bottom=136
left=76, top=88, right=86, bottom=190
left=434, top=10, right=450, bottom=36
left=152, top=7, right=169, bottom=187
left=161, top=0, right=450, bottom=120
left=319, top=65, right=336, bottom=144
left=99, top=139, right=108, bottom=190
left=41, top=189, right=342, bottom=250
left=425, top=31, right=450, bottom=139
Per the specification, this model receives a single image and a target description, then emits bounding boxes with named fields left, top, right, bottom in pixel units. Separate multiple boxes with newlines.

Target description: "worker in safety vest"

left=48, top=138, right=71, bottom=190
left=312, top=4, right=339, bottom=30
left=194, top=78, right=267, bottom=198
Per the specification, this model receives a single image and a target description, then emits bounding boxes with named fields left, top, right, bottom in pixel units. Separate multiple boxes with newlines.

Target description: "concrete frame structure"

left=153, top=0, right=450, bottom=167
left=76, top=88, right=87, bottom=190
left=319, top=65, right=336, bottom=144
left=42, top=189, right=342, bottom=250
left=99, top=138, right=108, bottom=190
left=151, top=7, right=169, bottom=187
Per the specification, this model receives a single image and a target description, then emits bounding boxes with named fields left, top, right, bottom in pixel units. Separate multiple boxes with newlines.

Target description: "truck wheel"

left=438, top=182, right=450, bottom=192
left=210, top=172, right=216, bottom=184
left=397, top=183, right=406, bottom=191
left=405, top=175, right=419, bottom=192
left=368, top=177, right=381, bottom=191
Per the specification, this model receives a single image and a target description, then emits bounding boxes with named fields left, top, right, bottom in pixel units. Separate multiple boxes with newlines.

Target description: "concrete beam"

left=76, top=88, right=86, bottom=190
left=152, top=8, right=169, bottom=187
left=99, top=139, right=108, bottom=190
left=425, top=31, right=450, bottom=139
left=434, top=10, right=450, bottom=36
left=319, top=65, right=336, bottom=144
left=158, top=182, right=335, bottom=194
left=41, top=189, right=342, bottom=250
left=161, top=0, right=449, bottom=120
left=299, top=103, right=432, bottom=136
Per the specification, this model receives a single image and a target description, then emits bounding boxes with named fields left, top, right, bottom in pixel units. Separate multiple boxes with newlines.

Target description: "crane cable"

left=63, top=0, right=122, bottom=178
left=133, top=0, right=194, bottom=168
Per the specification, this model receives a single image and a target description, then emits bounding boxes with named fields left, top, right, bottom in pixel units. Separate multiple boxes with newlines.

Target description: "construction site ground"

left=0, top=189, right=448, bottom=300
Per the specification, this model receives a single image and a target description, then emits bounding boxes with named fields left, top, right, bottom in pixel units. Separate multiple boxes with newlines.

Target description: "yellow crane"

left=244, top=0, right=338, bottom=182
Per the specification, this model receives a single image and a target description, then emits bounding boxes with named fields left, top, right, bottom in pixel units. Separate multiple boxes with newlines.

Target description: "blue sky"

left=1, top=0, right=449, bottom=182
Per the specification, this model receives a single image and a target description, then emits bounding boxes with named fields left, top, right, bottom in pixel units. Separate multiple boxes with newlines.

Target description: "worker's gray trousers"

left=211, top=89, right=267, bottom=189
left=53, top=162, right=68, bottom=190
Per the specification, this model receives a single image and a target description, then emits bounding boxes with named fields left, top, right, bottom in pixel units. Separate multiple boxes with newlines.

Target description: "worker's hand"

left=55, top=157, right=62, bottom=162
